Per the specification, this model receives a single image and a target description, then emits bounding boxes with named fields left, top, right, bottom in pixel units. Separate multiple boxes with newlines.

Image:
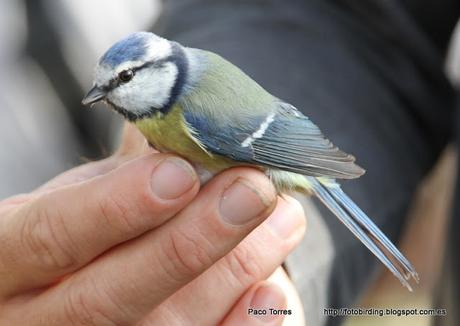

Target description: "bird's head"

left=82, top=32, right=188, bottom=121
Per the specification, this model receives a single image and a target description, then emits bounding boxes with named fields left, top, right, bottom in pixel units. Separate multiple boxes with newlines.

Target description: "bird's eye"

left=118, top=69, right=134, bottom=82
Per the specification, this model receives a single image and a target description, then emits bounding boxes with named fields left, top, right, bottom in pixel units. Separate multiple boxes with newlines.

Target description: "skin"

left=0, top=123, right=306, bottom=325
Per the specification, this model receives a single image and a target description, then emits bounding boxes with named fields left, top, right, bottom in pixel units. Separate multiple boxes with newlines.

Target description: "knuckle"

left=97, top=193, right=138, bottom=233
left=21, top=200, right=77, bottom=271
left=64, top=286, right=96, bottom=325
left=224, top=245, right=263, bottom=286
left=160, top=227, right=214, bottom=280
left=63, top=280, right=118, bottom=326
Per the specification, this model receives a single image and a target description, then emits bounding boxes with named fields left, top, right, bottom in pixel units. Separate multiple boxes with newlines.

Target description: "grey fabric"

left=286, top=195, right=335, bottom=326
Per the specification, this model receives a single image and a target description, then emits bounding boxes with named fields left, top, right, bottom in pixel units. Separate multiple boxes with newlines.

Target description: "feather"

left=307, top=177, right=419, bottom=290
left=183, top=99, right=365, bottom=179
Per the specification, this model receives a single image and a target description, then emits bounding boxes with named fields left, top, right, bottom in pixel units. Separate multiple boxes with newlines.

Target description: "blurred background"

left=1, top=1, right=459, bottom=325
left=0, top=0, right=160, bottom=198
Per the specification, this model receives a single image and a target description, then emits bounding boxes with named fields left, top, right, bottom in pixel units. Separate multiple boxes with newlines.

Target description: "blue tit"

left=82, top=32, right=418, bottom=290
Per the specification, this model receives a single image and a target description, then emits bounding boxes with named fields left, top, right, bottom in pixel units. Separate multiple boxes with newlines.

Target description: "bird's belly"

left=134, top=108, right=236, bottom=174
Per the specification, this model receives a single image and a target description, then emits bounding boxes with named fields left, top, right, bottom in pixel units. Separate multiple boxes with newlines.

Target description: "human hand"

left=0, top=124, right=306, bottom=325
left=144, top=195, right=306, bottom=326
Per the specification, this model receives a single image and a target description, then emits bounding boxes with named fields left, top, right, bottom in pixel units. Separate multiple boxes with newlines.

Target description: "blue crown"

left=99, top=32, right=151, bottom=67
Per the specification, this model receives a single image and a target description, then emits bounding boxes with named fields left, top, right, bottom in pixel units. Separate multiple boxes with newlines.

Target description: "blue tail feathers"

left=309, top=177, right=419, bottom=291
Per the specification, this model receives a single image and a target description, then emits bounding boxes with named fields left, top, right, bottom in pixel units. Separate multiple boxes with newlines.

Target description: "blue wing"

left=184, top=101, right=365, bottom=179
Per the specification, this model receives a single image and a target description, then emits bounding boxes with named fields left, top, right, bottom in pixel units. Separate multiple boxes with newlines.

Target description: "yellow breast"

left=135, top=105, right=235, bottom=172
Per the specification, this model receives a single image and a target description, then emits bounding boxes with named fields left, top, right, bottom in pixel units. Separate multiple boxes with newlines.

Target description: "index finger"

left=0, top=153, right=199, bottom=297
left=33, top=168, right=277, bottom=325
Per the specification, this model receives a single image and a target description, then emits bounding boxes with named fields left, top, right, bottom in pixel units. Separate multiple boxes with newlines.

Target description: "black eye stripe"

left=104, top=57, right=172, bottom=90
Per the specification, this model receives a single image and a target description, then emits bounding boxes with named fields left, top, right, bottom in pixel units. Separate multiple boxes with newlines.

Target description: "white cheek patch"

left=108, top=62, right=179, bottom=114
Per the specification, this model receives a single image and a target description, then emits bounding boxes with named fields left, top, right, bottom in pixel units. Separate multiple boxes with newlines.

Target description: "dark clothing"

left=154, top=1, right=459, bottom=325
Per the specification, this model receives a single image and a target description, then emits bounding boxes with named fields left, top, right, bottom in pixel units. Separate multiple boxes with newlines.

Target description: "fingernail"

left=151, top=158, right=196, bottom=200
left=249, top=284, right=286, bottom=322
left=220, top=179, right=272, bottom=225
left=266, top=198, right=305, bottom=239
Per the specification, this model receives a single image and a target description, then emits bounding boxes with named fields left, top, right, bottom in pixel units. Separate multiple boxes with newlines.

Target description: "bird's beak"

left=82, top=86, right=107, bottom=106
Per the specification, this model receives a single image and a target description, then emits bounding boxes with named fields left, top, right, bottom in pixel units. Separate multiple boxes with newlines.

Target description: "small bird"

left=82, top=32, right=418, bottom=290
